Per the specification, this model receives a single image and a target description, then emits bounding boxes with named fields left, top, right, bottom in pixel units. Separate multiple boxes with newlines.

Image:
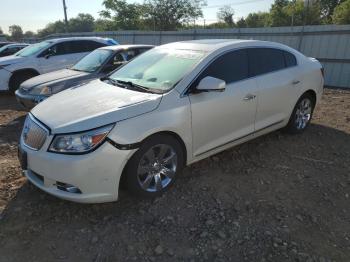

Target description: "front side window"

left=16, top=41, right=52, bottom=57
left=248, top=48, right=286, bottom=76
left=195, top=49, right=249, bottom=85
left=71, top=49, right=112, bottom=73
left=109, top=48, right=205, bottom=92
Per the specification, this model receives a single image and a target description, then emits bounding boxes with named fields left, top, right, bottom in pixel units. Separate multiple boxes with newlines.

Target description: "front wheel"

left=285, top=94, right=315, bottom=134
left=124, top=134, right=184, bottom=197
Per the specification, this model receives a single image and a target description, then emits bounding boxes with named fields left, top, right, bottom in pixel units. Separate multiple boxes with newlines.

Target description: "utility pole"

left=62, top=0, right=68, bottom=32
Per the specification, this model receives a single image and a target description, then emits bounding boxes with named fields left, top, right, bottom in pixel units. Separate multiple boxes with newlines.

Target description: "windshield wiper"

left=113, top=79, right=160, bottom=94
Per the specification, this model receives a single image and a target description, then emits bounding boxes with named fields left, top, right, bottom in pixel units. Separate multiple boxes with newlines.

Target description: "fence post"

left=132, top=32, right=136, bottom=44
left=298, top=26, right=305, bottom=51
left=159, top=31, right=162, bottom=45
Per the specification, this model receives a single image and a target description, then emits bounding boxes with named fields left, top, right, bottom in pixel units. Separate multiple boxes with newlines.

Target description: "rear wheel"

left=9, top=71, right=38, bottom=93
left=285, top=94, right=315, bottom=134
left=124, top=134, right=184, bottom=197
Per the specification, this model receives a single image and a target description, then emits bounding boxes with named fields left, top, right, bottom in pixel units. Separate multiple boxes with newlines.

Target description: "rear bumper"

left=15, top=89, right=47, bottom=110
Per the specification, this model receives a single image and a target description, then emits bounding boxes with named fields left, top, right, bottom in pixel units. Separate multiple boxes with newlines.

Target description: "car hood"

left=0, top=55, right=24, bottom=67
left=21, top=69, right=89, bottom=91
left=31, top=79, right=162, bottom=133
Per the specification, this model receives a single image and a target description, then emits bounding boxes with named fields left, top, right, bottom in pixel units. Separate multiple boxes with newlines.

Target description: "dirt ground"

left=0, top=89, right=349, bottom=262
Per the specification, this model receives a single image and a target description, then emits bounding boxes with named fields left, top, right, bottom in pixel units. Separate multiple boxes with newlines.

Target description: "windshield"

left=72, top=49, right=112, bottom=73
left=16, top=41, right=51, bottom=57
left=109, top=48, right=205, bottom=92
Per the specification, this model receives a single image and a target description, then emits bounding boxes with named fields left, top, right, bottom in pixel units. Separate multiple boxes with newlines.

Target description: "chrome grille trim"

left=22, top=114, right=48, bottom=151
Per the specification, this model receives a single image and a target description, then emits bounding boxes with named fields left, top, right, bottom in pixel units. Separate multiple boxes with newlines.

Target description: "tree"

left=9, top=25, right=23, bottom=41
left=0, top=27, right=3, bottom=34
left=38, top=21, right=66, bottom=37
left=320, top=0, right=346, bottom=21
left=332, top=0, right=350, bottom=24
left=245, top=12, right=270, bottom=27
left=269, top=0, right=290, bottom=26
left=24, top=31, right=35, bottom=38
left=145, top=0, right=205, bottom=30
left=94, top=19, right=117, bottom=31
left=236, top=17, right=247, bottom=28
left=217, top=5, right=235, bottom=27
left=68, top=13, right=95, bottom=32
left=100, top=0, right=145, bottom=30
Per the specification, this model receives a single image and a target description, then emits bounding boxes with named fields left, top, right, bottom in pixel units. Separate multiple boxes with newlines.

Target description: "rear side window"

left=83, top=41, right=106, bottom=52
left=248, top=48, right=286, bottom=77
left=284, top=51, right=297, bottom=67
left=197, top=49, right=249, bottom=84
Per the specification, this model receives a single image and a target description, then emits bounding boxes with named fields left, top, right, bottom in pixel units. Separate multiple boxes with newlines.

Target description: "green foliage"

left=100, top=0, right=144, bottom=30
left=68, top=13, right=95, bottom=32
left=245, top=12, right=270, bottom=27
left=236, top=18, right=247, bottom=28
left=217, top=5, right=235, bottom=27
left=37, top=13, right=95, bottom=37
left=99, top=0, right=205, bottom=31
left=9, top=25, right=23, bottom=41
left=332, top=0, right=350, bottom=24
left=24, top=31, right=35, bottom=38
left=320, top=0, right=346, bottom=20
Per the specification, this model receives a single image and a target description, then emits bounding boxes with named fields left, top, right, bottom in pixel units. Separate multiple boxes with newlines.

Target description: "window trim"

left=181, top=46, right=298, bottom=97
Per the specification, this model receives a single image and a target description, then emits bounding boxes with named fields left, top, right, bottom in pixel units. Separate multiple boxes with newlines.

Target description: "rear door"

left=189, top=49, right=258, bottom=156
left=248, top=48, right=299, bottom=130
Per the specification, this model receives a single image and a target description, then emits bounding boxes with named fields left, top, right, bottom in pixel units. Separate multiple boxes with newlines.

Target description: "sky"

left=0, top=0, right=275, bottom=34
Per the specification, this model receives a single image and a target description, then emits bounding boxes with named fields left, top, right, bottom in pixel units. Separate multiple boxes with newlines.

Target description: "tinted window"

left=284, top=51, right=297, bottom=67
left=83, top=41, right=106, bottom=52
left=248, top=48, right=285, bottom=77
left=197, top=49, right=249, bottom=84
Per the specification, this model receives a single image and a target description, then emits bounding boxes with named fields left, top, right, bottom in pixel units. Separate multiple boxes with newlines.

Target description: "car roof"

left=157, top=39, right=292, bottom=53
left=46, top=37, right=114, bottom=43
left=100, top=44, right=155, bottom=51
left=3, top=43, right=29, bottom=47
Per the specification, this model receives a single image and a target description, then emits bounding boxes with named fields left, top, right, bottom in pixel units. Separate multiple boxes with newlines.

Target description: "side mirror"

left=196, top=76, right=226, bottom=92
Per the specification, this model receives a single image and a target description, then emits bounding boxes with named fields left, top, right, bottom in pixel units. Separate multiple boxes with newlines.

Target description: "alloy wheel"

left=137, top=144, right=178, bottom=192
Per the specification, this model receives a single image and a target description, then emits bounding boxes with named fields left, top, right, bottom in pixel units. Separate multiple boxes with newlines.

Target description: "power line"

left=203, top=0, right=266, bottom=9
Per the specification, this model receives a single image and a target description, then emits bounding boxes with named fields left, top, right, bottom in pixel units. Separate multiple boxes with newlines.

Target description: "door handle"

left=243, top=94, right=256, bottom=101
left=292, top=80, right=301, bottom=85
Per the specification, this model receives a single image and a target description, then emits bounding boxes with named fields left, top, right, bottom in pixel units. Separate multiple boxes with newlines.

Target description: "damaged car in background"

left=15, top=44, right=154, bottom=109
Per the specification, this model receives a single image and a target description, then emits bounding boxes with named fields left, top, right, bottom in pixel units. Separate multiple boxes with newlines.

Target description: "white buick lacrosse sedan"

left=19, top=39, right=324, bottom=203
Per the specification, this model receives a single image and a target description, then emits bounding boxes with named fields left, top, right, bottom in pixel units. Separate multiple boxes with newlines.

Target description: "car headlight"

left=48, top=124, right=114, bottom=154
left=30, top=85, right=52, bottom=96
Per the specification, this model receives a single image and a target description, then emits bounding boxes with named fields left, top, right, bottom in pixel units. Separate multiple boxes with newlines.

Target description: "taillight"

left=320, top=67, right=324, bottom=78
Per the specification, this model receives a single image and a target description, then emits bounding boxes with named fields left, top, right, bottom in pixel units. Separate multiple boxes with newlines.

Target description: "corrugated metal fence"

left=28, top=24, right=350, bottom=88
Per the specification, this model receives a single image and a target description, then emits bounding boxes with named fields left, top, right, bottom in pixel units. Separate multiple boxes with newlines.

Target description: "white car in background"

left=0, top=37, right=118, bottom=92
left=0, top=43, right=29, bottom=57
left=18, top=39, right=324, bottom=203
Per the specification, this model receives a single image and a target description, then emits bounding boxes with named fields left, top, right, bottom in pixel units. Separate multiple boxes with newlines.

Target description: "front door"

left=189, top=49, right=258, bottom=156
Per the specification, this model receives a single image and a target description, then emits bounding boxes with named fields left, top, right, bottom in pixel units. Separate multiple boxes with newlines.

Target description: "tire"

left=285, top=93, right=315, bottom=134
left=124, top=134, right=185, bottom=198
left=9, top=71, right=38, bottom=93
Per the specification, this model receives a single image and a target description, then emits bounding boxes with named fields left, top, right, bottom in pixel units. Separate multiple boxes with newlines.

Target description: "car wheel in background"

left=124, top=134, right=184, bottom=197
left=285, top=93, right=315, bottom=134
left=9, top=71, right=38, bottom=93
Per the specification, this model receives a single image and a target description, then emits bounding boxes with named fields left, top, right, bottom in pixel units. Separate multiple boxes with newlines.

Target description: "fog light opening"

left=56, top=182, right=82, bottom=194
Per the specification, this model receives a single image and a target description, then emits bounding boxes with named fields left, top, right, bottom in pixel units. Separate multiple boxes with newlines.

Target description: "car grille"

left=22, top=115, right=48, bottom=150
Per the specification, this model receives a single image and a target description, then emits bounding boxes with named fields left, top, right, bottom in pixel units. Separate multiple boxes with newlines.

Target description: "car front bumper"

left=19, top=137, right=135, bottom=203
left=15, top=89, right=47, bottom=110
